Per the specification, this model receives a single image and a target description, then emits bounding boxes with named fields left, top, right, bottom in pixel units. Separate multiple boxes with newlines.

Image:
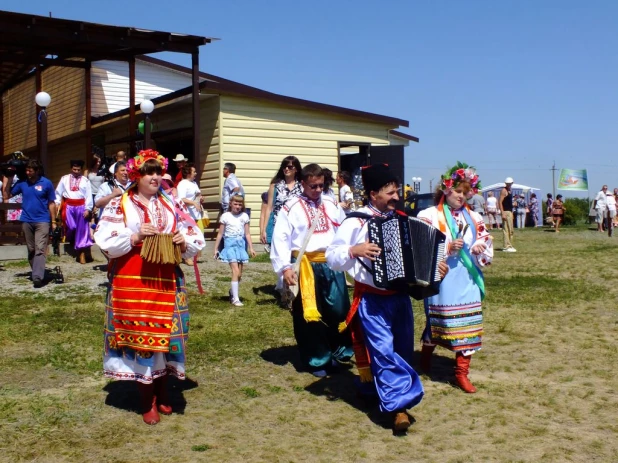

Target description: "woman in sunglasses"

left=261, top=156, right=303, bottom=248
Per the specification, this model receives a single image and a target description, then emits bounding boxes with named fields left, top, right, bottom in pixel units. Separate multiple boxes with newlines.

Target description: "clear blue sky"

left=5, top=1, right=617, bottom=197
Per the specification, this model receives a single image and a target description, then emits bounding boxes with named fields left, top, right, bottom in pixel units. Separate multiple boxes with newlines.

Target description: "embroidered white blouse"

left=94, top=193, right=205, bottom=260
left=270, top=195, right=345, bottom=276
left=55, top=174, right=93, bottom=210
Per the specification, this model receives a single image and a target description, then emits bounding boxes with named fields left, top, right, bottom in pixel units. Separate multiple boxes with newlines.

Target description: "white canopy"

left=481, top=183, right=540, bottom=192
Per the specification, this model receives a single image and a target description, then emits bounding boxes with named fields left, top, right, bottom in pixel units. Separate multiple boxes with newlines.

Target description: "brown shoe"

left=393, top=411, right=411, bottom=431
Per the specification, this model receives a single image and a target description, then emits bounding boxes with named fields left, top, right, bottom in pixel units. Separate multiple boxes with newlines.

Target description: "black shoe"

left=33, top=278, right=43, bottom=288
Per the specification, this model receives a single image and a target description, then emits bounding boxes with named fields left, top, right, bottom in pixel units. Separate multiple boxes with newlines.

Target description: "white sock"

left=231, top=281, right=239, bottom=301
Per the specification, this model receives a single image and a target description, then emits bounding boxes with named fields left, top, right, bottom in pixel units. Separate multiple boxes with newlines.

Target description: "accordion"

left=367, top=213, right=447, bottom=299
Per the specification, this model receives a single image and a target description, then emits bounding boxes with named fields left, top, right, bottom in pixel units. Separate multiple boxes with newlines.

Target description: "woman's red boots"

left=137, top=382, right=160, bottom=425
left=454, top=353, right=477, bottom=393
left=154, top=375, right=172, bottom=415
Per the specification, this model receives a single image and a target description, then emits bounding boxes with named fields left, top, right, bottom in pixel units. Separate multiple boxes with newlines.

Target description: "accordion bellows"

left=367, top=215, right=446, bottom=300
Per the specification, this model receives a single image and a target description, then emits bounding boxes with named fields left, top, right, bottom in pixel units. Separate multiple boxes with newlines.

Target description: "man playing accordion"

left=326, top=164, right=448, bottom=432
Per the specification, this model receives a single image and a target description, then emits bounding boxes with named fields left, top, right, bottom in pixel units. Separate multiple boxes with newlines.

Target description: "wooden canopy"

left=0, top=10, right=213, bottom=175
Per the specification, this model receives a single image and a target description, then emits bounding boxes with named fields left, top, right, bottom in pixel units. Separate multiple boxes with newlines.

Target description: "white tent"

left=481, top=183, right=540, bottom=193
left=480, top=183, right=543, bottom=227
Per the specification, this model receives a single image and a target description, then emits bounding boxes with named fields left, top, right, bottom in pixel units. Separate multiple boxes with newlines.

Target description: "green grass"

left=1, top=225, right=617, bottom=462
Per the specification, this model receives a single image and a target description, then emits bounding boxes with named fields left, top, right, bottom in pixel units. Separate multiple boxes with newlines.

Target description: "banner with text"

left=557, top=168, right=588, bottom=191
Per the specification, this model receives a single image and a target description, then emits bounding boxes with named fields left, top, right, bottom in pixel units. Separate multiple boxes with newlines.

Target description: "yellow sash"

left=291, top=250, right=326, bottom=322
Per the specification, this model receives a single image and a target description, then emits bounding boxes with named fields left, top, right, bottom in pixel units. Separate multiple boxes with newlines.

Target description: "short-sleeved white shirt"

left=177, top=179, right=201, bottom=221
left=221, top=211, right=249, bottom=237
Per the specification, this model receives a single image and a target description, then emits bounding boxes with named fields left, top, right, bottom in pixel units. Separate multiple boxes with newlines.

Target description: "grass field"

left=0, top=225, right=617, bottom=462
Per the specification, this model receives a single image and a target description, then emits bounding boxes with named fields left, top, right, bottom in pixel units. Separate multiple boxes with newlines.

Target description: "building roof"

left=0, top=10, right=214, bottom=94
left=93, top=55, right=411, bottom=129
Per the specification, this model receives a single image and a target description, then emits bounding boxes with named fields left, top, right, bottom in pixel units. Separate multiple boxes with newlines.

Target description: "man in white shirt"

left=95, top=161, right=132, bottom=209
left=221, top=163, right=244, bottom=213
left=326, top=163, right=448, bottom=432
left=270, top=163, right=352, bottom=378
left=594, top=185, right=608, bottom=232
left=606, top=189, right=616, bottom=228
left=55, top=160, right=93, bottom=264
left=108, top=150, right=126, bottom=175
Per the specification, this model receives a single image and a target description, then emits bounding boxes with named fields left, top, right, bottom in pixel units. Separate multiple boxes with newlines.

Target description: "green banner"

left=558, top=169, right=588, bottom=191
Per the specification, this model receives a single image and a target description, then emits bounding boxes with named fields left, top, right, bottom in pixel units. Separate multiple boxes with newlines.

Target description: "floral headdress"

left=126, top=149, right=168, bottom=182
left=440, top=161, right=482, bottom=194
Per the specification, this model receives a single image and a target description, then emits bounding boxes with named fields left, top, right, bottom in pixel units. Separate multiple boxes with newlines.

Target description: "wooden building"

left=1, top=12, right=418, bottom=241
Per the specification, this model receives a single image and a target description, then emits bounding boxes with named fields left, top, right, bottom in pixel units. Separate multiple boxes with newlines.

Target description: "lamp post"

left=412, top=176, right=422, bottom=193
left=35, top=91, right=51, bottom=174
left=140, top=99, right=154, bottom=149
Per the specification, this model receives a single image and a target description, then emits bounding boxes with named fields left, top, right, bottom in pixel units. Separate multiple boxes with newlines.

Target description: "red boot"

left=454, top=353, right=477, bottom=393
left=419, top=343, right=436, bottom=374
left=154, top=375, right=172, bottom=415
left=137, top=382, right=160, bottom=425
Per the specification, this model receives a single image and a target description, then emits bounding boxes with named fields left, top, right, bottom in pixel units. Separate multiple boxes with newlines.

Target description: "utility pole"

left=551, top=161, right=557, bottom=199
left=429, top=178, right=434, bottom=193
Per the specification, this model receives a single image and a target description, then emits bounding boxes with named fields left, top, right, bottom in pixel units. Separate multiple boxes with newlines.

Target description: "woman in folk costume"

left=416, top=162, right=493, bottom=393
left=94, top=149, right=205, bottom=425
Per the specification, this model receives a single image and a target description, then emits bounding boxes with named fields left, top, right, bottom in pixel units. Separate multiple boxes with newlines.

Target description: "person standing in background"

left=55, top=160, right=94, bottom=264
left=499, top=177, right=516, bottom=252
left=593, top=185, right=608, bottom=232
left=336, top=171, right=355, bottom=215
left=221, top=163, right=244, bottom=213
left=172, top=154, right=188, bottom=187
left=2, top=160, right=57, bottom=288
left=486, top=191, right=499, bottom=229
left=528, top=193, right=539, bottom=227
left=515, top=193, right=527, bottom=229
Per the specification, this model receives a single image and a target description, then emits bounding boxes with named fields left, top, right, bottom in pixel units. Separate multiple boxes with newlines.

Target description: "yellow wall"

left=43, top=67, right=87, bottom=141
left=219, top=95, right=394, bottom=239
left=2, top=79, right=37, bottom=154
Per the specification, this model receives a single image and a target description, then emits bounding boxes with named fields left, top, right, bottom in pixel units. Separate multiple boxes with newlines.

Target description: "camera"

left=0, top=151, right=29, bottom=180
left=97, top=156, right=115, bottom=183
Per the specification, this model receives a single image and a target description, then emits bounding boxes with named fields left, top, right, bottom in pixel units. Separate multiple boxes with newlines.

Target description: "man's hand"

left=501, top=212, right=507, bottom=220
left=83, top=210, right=91, bottom=219
left=283, top=267, right=298, bottom=286
left=112, top=187, right=123, bottom=197
left=350, top=241, right=381, bottom=261
left=438, top=260, right=449, bottom=279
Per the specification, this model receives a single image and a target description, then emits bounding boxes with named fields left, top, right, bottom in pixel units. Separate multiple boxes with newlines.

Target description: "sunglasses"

left=283, top=165, right=295, bottom=170
left=307, top=183, right=325, bottom=190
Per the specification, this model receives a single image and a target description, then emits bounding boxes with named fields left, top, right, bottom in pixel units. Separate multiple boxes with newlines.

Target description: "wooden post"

left=85, top=61, right=92, bottom=167
left=192, top=49, right=201, bottom=179
left=129, top=57, right=136, bottom=155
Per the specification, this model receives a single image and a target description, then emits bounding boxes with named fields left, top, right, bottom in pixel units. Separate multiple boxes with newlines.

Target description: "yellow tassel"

left=338, top=321, right=348, bottom=333
left=303, top=306, right=322, bottom=323
left=358, top=367, right=373, bottom=383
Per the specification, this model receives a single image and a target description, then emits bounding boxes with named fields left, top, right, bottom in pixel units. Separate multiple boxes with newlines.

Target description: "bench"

left=0, top=203, right=25, bottom=245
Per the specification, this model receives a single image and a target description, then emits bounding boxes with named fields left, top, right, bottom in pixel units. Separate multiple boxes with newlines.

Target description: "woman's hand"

left=470, top=242, right=487, bottom=255
left=350, top=241, right=382, bottom=261
left=450, top=238, right=464, bottom=253
left=172, top=230, right=187, bottom=252
left=260, top=231, right=267, bottom=244
left=139, top=223, right=158, bottom=238
left=249, top=248, right=257, bottom=258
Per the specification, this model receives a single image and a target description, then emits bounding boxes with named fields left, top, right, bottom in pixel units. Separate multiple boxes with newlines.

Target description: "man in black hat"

left=327, top=163, right=447, bottom=432
left=55, top=160, right=94, bottom=264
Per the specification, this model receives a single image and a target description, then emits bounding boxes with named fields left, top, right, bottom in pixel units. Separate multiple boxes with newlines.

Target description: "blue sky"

left=4, top=1, right=617, bottom=197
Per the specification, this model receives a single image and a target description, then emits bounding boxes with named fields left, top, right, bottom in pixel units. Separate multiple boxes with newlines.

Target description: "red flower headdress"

left=126, top=149, right=168, bottom=182
left=440, top=161, right=482, bottom=194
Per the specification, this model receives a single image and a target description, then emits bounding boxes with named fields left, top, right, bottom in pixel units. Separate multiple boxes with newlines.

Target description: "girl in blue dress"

left=213, top=194, right=256, bottom=306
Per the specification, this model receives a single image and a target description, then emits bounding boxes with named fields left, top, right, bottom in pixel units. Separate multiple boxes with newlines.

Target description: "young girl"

left=213, top=194, right=256, bottom=306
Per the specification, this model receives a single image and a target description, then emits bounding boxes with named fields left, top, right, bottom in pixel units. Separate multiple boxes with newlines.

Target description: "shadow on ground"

left=103, top=376, right=198, bottom=415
